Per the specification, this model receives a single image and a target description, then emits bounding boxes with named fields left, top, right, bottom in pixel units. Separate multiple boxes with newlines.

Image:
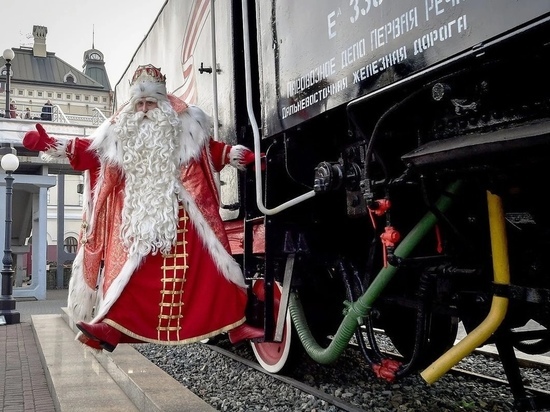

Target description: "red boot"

left=77, top=333, right=102, bottom=351
left=76, top=321, right=121, bottom=352
left=228, top=323, right=264, bottom=345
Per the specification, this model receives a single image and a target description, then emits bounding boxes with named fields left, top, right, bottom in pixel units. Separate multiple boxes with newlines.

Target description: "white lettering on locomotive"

left=342, top=38, right=366, bottom=68
left=370, top=7, right=419, bottom=50
left=425, top=0, right=466, bottom=21
left=281, top=77, right=348, bottom=119
left=352, top=46, right=407, bottom=83
left=287, top=58, right=337, bottom=97
left=414, top=15, right=467, bottom=55
left=349, top=0, right=384, bottom=24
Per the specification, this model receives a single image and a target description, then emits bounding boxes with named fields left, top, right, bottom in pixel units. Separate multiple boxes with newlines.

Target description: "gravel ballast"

left=134, top=338, right=550, bottom=412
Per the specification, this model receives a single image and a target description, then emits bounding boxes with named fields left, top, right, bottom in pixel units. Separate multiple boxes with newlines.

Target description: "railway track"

left=450, top=366, right=550, bottom=407
left=136, top=327, right=550, bottom=411
left=207, top=344, right=368, bottom=412
left=196, top=333, right=550, bottom=412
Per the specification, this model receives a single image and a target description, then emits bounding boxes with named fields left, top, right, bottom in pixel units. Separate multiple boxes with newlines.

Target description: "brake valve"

left=368, top=199, right=391, bottom=216
left=381, top=226, right=401, bottom=267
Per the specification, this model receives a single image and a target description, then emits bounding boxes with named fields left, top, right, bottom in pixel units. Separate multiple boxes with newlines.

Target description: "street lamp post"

left=3, top=48, right=15, bottom=119
left=0, top=153, right=20, bottom=325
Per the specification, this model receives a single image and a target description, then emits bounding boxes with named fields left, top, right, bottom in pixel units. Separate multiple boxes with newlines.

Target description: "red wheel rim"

left=250, top=280, right=292, bottom=373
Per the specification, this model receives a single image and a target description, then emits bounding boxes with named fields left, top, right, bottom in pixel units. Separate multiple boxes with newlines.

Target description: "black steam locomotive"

left=121, top=1, right=550, bottom=409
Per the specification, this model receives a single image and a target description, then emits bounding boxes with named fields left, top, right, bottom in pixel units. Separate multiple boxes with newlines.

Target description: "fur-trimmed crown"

left=129, top=64, right=168, bottom=101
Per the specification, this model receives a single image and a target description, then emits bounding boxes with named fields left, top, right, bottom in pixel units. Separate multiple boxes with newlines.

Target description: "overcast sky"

left=3, top=0, right=167, bottom=85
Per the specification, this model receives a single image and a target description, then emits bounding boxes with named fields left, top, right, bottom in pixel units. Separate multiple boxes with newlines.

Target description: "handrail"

left=53, top=105, right=70, bottom=124
left=92, top=107, right=108, bottom=120
left=0, top=101, right=108, bottom=126
left=0, top=101, right=54, bottom=121
left=241, top=0, right=316, bottom=216
left=92, top=107, right=108, bottom=125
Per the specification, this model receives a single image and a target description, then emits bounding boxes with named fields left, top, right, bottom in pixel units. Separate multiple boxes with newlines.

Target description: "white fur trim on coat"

left=40, top=138, right=69, bottom=162
left=67, top=245, right=97, bottom=323
left=227, top=145, right=252, bottom=171
left=175, top=181, right=246, bottom=288
left=69, top=104, right=246, bottom=327
left=91, top=254, right=142, bottom=322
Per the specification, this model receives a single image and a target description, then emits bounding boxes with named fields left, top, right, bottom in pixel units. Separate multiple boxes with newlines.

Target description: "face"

left=135, top=98, right=158, bottom=114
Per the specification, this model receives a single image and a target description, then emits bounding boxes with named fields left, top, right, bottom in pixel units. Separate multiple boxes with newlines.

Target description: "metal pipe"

left=3, top=50, right=14, bottom=119
left=210, top=0, right=220, bottom=141
left=421, top=190, right=510, bottom=384
left=290, top=180, right=462, bottom=364
left=0, top=153, right=20, bottom=324
left=240, top=0, right=316, bottom=215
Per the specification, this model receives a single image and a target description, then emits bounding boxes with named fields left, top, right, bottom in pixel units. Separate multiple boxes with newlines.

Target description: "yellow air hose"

left=421, top=190, right=510, bottom=384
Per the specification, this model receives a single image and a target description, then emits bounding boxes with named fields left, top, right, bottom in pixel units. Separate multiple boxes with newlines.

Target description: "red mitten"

left=23, top=123, right=57, bottom=151
left=242, top=150, right=266, bottom=170
left=224, top=144, right=266, bottom=171
left=242, top=149, right=255, bottom=166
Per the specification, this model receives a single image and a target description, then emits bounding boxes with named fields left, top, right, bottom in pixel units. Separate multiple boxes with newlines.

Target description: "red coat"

left=61, top=101, right=251, bottom=344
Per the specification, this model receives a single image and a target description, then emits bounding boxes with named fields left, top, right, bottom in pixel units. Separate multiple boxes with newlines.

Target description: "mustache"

left=135, top=107, right=161, bottom=121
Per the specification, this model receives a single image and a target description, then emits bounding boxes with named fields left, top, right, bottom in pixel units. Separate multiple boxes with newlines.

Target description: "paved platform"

left=2, top=289, right=549, bottom=411
left=1, top=289, right=216, bottom=412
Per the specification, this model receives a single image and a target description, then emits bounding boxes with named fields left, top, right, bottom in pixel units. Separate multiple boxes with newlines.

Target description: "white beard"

left=114, top=108, right=182, bottom=258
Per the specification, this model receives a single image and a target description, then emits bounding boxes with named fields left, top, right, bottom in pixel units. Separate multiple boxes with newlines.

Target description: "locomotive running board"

left=401, top=119, right=550, bottom=169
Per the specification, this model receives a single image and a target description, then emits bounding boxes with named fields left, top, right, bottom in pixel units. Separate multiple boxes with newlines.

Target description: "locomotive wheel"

left=380, top=306, right=458, bottom=368
left=250, top=279, right=301, bottom=373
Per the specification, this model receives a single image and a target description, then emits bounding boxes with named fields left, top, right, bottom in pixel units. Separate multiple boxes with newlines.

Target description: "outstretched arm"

left=23, top=123, right=100, bottom=171
left=209, top=139, right=264, bottom=172
left=23, top=123, right=56, bottom=151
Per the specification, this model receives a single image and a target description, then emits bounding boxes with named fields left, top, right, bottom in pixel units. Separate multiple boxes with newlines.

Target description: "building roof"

left=2, top=47, right=108, bottom=91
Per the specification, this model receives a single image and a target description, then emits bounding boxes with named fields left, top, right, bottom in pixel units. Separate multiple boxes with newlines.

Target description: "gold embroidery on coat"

left=157, top=205, right=188, bottom=341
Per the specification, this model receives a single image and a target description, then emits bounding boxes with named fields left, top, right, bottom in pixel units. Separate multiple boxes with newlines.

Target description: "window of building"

left=102, top=97, right=107, bottom=103
left=93, top=96, right=98, bottom=102
left=56, top=93, right=62, bottom=99
left=64, top=236, right=78, bottom=254
left=66, top=94, right=71, bottom=99
left=28, top=91, right=33, bottom=97
left=84, top=95, right=89, bottom=101
left=65, top=75, right=75, bottom=84
left=18, top=90, right=23, bottom=95
left=37, top=91, right=43, bottom=97
left=47, top=92, right=53, bottom=98
left=75, top=95, right=81, bottom=100
left=77, top=176, right=84, bottom=206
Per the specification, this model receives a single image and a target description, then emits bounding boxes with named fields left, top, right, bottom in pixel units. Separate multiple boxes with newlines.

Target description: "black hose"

left=338, top=260, right=381, bottom=366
